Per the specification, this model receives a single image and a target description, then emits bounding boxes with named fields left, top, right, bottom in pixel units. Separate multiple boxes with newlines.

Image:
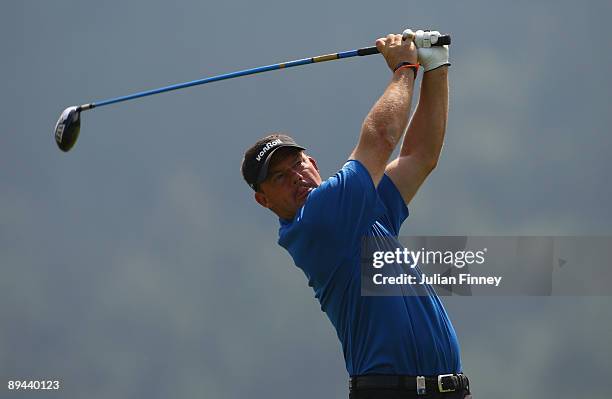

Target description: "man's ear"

left=254, top=191, right=269, bottom=208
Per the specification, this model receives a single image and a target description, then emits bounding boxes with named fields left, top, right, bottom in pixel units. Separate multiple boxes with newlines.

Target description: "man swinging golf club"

left=241, top=29, right=470, bottom=399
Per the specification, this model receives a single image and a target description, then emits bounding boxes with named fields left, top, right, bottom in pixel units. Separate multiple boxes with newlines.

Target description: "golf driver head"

left=54, top=106, right=81, bottom=152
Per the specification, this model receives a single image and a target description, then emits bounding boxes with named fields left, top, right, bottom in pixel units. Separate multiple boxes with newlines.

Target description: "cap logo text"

left=255, top=139, right=282, bottom=162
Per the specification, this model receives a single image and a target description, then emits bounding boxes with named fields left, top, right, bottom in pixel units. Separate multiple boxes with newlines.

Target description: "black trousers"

left=349, top=388, right=472, bottom=399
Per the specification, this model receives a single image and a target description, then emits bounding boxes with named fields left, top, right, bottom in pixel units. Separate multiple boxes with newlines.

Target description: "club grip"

left=436, top=35, right=451, bottom=46
left=357, top=34, right=451, bottom=56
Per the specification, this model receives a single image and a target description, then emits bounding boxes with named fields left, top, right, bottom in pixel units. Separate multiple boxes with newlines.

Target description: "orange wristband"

left=393, top=62, right=420, bottom=78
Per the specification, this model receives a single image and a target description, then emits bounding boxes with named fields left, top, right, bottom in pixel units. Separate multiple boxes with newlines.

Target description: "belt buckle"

left=437, top=374, right=457, bottom=393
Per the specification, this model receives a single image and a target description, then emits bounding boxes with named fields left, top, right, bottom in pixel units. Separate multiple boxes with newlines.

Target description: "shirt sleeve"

left=375, top=174, right=410, bottom=236
left=296, top=159, right=378, bottom=259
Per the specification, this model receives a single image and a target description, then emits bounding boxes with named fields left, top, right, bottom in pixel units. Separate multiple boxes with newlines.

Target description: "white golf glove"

left=403, top=29, right=450, bottom=72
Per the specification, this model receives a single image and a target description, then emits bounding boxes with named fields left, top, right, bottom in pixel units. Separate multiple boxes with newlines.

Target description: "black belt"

left=349, top=373, right=469, bottom=395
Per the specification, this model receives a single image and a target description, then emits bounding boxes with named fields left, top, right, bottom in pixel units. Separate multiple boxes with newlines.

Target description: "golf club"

left=54, top=32, right=450, bottom=152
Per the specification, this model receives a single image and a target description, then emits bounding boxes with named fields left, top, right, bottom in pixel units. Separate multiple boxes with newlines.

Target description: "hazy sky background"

left=2, top=0, right=611, bottom=398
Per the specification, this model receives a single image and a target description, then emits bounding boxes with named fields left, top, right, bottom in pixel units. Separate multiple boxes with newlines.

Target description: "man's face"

left=255, top=149, right=322, bottom=220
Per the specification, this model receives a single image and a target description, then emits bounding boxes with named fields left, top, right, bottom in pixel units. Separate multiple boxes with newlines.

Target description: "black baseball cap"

left=241, top=134, right=306, bottom=191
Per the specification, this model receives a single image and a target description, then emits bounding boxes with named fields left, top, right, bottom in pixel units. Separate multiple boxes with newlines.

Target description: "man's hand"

left=410, top=29, right=450, bottom=72
left=375, top=33, right=418, bottom=72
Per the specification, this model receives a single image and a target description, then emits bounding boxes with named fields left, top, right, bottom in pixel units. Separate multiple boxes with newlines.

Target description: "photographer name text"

left=372, top=273, right=502, bottom=287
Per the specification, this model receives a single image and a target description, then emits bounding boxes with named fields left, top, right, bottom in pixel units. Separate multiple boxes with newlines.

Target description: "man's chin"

left=296, top=186, right=313, bottom=202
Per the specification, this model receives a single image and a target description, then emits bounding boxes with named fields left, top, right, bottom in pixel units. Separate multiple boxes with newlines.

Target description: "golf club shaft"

left=80, top=36, right=450, bottom=110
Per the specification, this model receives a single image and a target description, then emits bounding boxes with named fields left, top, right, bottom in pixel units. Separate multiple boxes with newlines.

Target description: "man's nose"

left=290, top=168, right=303, bottom=184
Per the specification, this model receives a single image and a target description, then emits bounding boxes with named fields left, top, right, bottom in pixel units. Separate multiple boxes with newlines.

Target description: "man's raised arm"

left=350, top=33, right=418, bottom=187
left=386, top=31, right=450, bottom=204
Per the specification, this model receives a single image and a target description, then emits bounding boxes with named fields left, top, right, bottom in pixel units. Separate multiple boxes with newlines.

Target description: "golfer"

left=241, top=30, right=470, bottom=399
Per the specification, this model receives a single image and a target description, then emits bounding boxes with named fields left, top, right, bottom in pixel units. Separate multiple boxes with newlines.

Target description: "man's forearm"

left=362, top=69, right=416, bottom=149
left=400, top=67, right=449, bottom=163
left=350, top=33, right=418, bottom=186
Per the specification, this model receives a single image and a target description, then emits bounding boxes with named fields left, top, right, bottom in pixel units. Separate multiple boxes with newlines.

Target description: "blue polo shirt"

left=278, top=160, right=461, bottom=376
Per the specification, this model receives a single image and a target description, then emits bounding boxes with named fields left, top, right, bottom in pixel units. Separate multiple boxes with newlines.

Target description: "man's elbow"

left=420, top=143, right=444, bottom=172
left=397, top=153, right=439, bottom=178
left=419, top=154, right=439, bottom=175
left=427, top=155, right=439, bottom=172
left=362, top=121, right=401, bottom=154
